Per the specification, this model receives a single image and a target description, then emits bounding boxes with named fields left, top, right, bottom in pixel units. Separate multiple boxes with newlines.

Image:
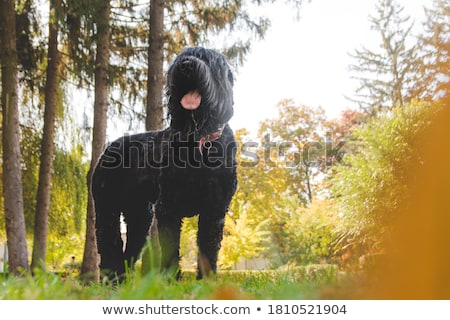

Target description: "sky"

left=229, top=0, right=429, bottom=134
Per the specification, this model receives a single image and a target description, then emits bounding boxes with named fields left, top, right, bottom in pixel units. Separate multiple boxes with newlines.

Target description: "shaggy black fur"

left=92, top=47, right=237, bottom=280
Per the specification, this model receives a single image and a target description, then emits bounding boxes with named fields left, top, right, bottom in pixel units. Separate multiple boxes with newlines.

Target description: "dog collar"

left=199, top=124, right=226, bottom=155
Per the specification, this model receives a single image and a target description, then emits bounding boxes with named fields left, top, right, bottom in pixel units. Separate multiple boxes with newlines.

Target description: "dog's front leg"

left=155, top=202, right=182, bottom=277
left=197, top=212, right=226, bottom=279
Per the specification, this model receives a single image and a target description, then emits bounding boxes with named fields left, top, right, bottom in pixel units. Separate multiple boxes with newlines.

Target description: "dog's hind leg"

left=95, top=198, right=125, bottom=279
left=122, top=202, right=152, bottom=271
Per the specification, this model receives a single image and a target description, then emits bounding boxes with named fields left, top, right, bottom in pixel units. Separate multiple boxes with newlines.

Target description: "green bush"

left=331, top=101, right=442, bottom=264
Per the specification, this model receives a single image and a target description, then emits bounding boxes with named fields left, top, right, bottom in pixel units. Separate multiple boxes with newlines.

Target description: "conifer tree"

left=413, top=0, right=450, bottom=100
left=0, top=0, right=29, bottom=275
left=81, top=0, right=111, bottom=282
left=349, top=0, right=417, bottom=115
left=31, top=0, right=62, bottom=271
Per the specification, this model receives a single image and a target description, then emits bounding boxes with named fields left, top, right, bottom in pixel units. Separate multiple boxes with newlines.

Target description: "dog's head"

left=166, top=47, right=234, bottom=146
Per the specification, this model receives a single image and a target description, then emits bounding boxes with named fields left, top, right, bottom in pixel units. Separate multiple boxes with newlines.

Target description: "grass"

left=0, top=264, right=343, bottom=300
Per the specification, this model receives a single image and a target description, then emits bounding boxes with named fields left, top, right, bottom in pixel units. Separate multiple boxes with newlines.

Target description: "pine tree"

left=31, top=0, right=62, bottom=271
left=80, top=0, right=111, bottom=282
left=413, top=0, right=450, bottom=100
left=0, top=0, right=29, bottom=275
left=146, top=0, right=165, bottom=131
left=349, top=0, right=417, bottom=115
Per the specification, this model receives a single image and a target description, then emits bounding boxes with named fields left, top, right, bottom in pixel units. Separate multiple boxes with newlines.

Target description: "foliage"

left=20, top=125, right=41, bottom=234
left=164, top=0, right=270, bottom=64
left=348, top=0, right=418, bottom=115
left=284, top=200, right=340, bottom=265
left=413, top=0, right=450, bottom=100
left=179, top=216, right=199, bottom=271
left=228, top=128, right=293, bottom=267
left=254, top=101, right=346, bottom=267
left=61, top=0, right=274, bottom=131
left=324, top=109, right=368, bottom=142
left=0, top=125, right=88, bottom=269
left=218, top=103, right=346, bottom=269
left=14, top=127, right=88, bottom=239
left=258, top=99, right=328, bottom=203
left=331, top=100, right=442, bottom=263
left=15, top=0, right=45, bottom=87
left=49, top=147, right=88, bottom=236
left=219, top=207, right=270, bottom=270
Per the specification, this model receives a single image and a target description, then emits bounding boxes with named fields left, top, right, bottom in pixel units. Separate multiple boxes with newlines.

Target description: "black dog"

left=92, top=47, right=237, bottom=279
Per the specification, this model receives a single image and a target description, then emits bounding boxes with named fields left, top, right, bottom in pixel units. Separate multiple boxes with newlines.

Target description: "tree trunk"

left=80, top=0, right=111, bottom=283
left=141, top=0, right=165, bottom=276
left=146, top=0, right=165, bottom=131
left=30, top=0, right=61, bottom=272
left=0, top=0, right=29, bottom=275
left=305, top=166, right=313, bottom=203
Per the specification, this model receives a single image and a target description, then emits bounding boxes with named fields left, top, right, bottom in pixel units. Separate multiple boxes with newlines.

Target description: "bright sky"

left=229, top=0, right=428, bottom=134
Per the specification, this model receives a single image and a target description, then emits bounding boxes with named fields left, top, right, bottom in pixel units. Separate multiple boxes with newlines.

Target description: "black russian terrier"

left=92, top=47, right=237, bottom=280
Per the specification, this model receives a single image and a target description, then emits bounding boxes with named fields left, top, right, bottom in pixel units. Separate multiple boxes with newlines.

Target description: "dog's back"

left=92, top=131, right=163, bottom=207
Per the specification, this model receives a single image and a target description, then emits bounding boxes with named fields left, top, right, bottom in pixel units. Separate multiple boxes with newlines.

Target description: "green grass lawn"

left=0, top=264, right=344, bottom=300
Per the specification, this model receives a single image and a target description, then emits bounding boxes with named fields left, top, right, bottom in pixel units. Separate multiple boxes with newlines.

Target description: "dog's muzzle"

left=180, top=90, right=225, bottom=154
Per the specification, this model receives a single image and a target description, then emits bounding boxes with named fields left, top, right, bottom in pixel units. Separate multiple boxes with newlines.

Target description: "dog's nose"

left=179, top=58, right=196, bottom=75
